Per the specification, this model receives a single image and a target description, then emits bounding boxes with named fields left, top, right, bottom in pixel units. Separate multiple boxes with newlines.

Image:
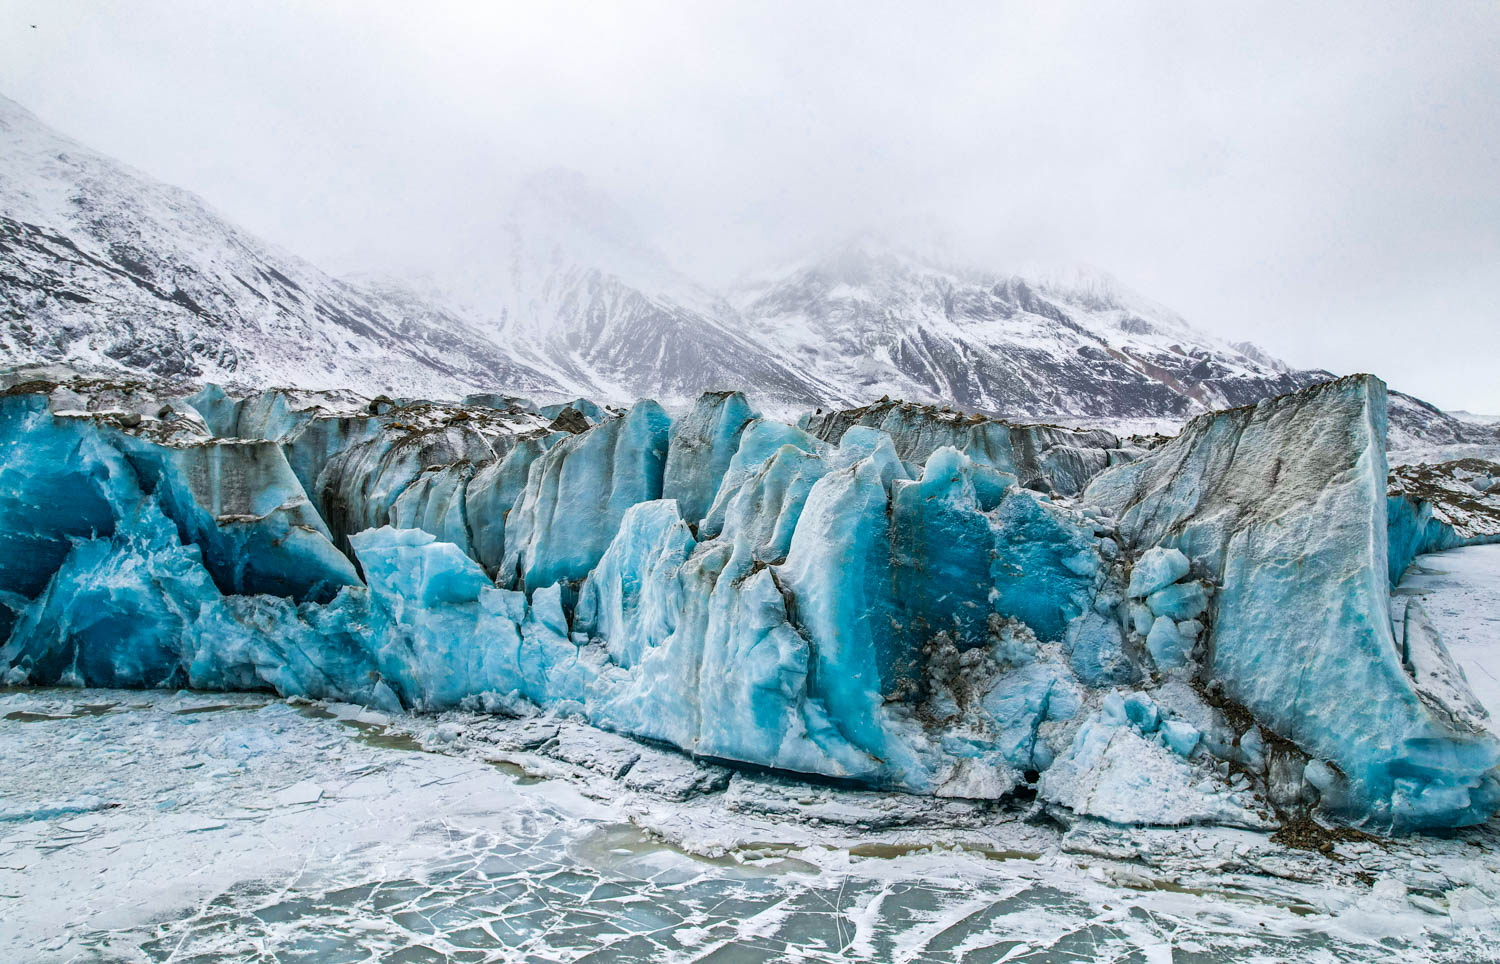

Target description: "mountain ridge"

left=2, top=90, right=1493, bottom=454
left=0, top=94, right=565, bottom=399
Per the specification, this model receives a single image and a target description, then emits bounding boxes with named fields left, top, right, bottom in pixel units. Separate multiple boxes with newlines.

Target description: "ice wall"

left=3, top=372, right=1497, bottom=833
left=500, top=399, right=672, bottom=591
left=0, top=394, right=359, bottom=608
left=1084, top=375, right=1500, bottom=831
left=802, top=399, right=1122, bottom=496
left=1386, top=459, right=1500, bottom=586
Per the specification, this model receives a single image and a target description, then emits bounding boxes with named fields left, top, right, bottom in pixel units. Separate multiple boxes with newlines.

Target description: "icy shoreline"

left=4, top=684, right=1500, bottom=962
left=6, top=371, right=1500, bottom=833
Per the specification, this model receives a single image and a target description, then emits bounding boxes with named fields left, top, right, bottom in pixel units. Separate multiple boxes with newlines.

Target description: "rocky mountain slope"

left=0, top=94, right=559, bottom=398
left=420, top=175, right=1325, bottom=419
left=455, top=170, right=845, bottom=410
left=732, top=238, right=1316, bottom=419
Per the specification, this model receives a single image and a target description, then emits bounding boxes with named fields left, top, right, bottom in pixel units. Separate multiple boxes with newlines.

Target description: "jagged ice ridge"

left=1, top=368, right=1498, bottom=834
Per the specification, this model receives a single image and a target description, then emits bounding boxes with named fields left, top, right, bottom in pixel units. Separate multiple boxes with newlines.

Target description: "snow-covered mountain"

left=731, top=237, right=1315, bottom=419
left=405, top=175, right=1316, bottom=418
left=1386, top=389, right=1500, bottom=462
left=0, top=94, right=559, bottom=398
left=2, top=89, right=1495, bottom=446
left=451, top=169, right=843, bottom=409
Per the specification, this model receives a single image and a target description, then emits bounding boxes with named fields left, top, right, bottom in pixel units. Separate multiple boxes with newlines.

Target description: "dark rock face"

left=546, top=406, right=592, bottom=434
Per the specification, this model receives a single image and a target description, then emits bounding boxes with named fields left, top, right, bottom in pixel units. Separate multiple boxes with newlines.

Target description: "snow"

left=5, top=687, right=1500, bottom=962
left=1395, top=544, right=1500, bottom=735
left=1039, top=710, right=1267, bottom=828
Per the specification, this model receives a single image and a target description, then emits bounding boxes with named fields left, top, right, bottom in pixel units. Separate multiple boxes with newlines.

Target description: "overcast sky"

left=3, top=1, right=1497, bottom=411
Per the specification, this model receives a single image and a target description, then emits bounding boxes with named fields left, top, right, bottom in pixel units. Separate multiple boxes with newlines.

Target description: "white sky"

left=2, top=1, right=1497, bottom=412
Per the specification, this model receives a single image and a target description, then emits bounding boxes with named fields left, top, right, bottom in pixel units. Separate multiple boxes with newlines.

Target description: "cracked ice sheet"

left=1396, top=543, right=1500, bottom=735
left=2, top=690, right=1499, bottom=963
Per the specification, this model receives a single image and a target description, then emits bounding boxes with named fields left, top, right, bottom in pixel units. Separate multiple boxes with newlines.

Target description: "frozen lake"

left=2, top=543, right=1499, bottom=962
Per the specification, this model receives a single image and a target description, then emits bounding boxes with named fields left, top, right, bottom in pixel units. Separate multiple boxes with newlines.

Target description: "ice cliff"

left=1386, top=458, right=1500, bottom=587
left=1, top=368, right=1495, bottom=833
left=1085, top=376, right=1500, bottom=830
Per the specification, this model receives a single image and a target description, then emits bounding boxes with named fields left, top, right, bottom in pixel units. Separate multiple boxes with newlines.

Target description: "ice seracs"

left=1, top=367, right=1497, bottom=834
left=1085, top=375, right=1500, bottom=830
left=499, top=399, right=672, bottom=591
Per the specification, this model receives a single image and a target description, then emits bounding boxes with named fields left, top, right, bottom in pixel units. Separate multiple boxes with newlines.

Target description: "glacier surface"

left=2, top=370, right=1498, bottom=832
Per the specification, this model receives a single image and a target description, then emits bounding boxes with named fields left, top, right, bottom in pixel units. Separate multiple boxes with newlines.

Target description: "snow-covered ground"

left=4, top=687, right=1500, bottom=962
left=1389, top=443, right=1500, bottom=469
left=1395, top=543, right=1500, bottom=734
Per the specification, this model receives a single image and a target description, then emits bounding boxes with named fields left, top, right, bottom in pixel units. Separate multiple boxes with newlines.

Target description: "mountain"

left=0, top=94, right=559, bottom=398
left=1387, top=389, right=1500, bottom=461
left=1, top=90, right=1493, bottom=450
left=731, top=237, right=1316, bottom=419
left=410, top=178, right=1315, bottom=419
left=458, top=170, right=843, bottom=409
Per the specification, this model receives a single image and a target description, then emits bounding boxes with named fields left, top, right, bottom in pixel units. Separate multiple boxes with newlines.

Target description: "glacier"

left=2, top=369, right=1498, bottom=833
left=1387, top=457, right=1500, bottom=588
left=1085, top=375, right=1500, bottom=830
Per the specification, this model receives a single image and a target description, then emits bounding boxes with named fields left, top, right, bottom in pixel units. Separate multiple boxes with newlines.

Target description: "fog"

left=3, top=0, right=1497, bottom=411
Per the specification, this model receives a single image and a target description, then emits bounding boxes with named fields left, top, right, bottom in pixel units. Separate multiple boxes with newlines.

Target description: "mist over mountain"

left=0, top=94, right=558, bottom=398
left=3, top=89, right=1495, bottom=455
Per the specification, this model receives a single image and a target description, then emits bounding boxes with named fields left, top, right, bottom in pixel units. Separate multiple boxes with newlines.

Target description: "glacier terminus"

left=4, top=367, right=1498, bottom=839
